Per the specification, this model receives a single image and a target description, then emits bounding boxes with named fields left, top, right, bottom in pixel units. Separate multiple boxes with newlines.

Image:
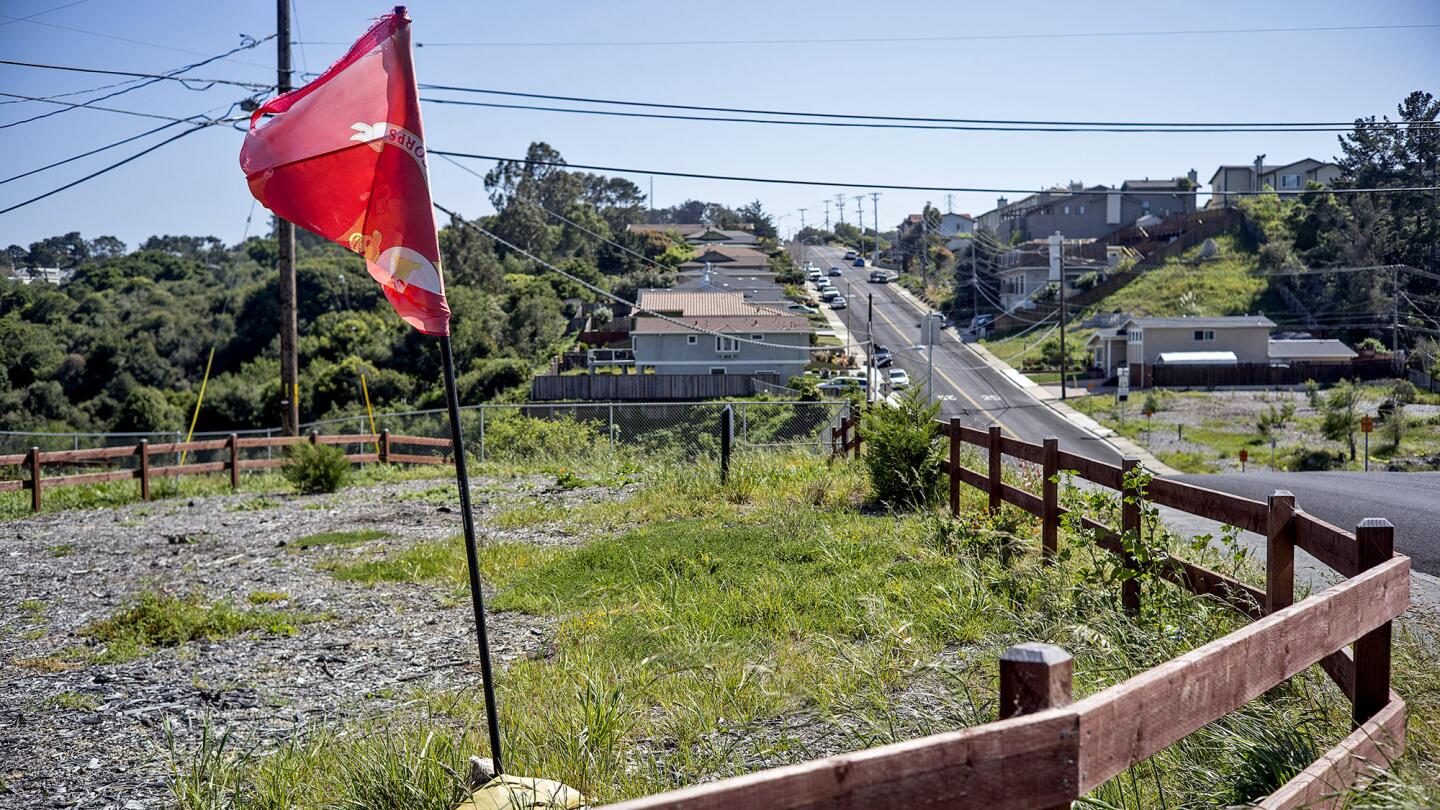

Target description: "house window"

left=1280, top=173, right=1302, bottom=189
left=1063, top=205, right=1071, bottom=215
left=710, top=367, right=726, bottom=375
left=1128, top=330, right=1143, bottom=343
left=716, top=336, right=738, bottom=353
left=1193, top=329, right=1215, bottom=341
left=1142, top=200, right=1151, bottom=210
left=751, top=334, right=764, bottom=341
left=1078, top=205, right=1086, bottom=215
left=686, top=335, right=698, bottom=345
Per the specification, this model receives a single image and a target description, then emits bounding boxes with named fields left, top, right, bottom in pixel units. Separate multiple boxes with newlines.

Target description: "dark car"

left=851, top=257, right=866, bottom=267
left=872, top=346, right=893, bottom=367
left=826, top=266, right=842, bottom=277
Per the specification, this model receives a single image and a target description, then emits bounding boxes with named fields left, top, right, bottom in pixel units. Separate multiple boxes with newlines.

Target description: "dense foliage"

left=861, top=390, right=945, bottom=509
left=1, top=142, right=787, bottom=434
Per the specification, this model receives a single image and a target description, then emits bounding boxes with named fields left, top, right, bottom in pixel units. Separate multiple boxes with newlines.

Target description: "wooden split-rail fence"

left=603, top=419, right=1410, bottom=809
left=0, top=430, right=452, bottom=512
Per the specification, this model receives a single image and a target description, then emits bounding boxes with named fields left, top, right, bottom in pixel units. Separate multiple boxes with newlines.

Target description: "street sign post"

left=1361, top=415, right=1373, bottom=470
left=1239, top=448, right=1248, bottom=472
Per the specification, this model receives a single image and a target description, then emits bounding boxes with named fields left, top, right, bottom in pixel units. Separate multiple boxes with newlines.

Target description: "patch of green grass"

left=228, top=496, right=281, bottom=512
left=1156, top=450, right=1221, bottom=474
left=48, top=543, right=74, bottom=558
left=493, top=503, right=567, bottom=529
left=1082, top=233, right=1280, bottom=319
left=325, top=537, right=556, bottom=592
left=0, top=472, right=292, bottom=522
left=45, top=691, right=100, bottom=711
left=399, top=484, right=455, bottom=505
left=290, top=529, right=388, bottom=550
left=82, top=591, right=326, bottom=664
left=246, top=591, right=288, bottom=605
left=20, top=598, right=46, bottom=616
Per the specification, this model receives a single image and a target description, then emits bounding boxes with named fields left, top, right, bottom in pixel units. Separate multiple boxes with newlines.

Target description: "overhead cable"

left=0, top=58, right=274, bottom=91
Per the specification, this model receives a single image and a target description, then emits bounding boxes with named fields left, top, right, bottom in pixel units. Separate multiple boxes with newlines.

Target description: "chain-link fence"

left=2, top=401, right=851, bottom=481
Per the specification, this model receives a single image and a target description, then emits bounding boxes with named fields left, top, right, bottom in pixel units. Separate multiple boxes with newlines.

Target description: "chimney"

left=997, top=196, right=1008, bottom=210
left=1187, top=168, right=1198, bottom=184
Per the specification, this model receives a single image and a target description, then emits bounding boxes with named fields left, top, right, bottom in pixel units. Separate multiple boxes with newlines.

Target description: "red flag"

left=240, top=6, right=449, bottom=335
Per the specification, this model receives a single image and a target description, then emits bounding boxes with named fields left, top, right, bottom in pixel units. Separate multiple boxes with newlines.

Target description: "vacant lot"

left=3, top=452, right=1438, bottom=808
left=1071, top=384, right=1440, bottom=474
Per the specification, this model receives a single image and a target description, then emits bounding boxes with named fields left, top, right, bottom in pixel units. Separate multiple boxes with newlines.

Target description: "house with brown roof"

left=629, top=291, right=811, bottom=379
left=626, top=223, right=759, bottom=246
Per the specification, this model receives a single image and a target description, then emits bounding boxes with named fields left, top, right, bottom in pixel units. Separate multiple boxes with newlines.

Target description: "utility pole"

left=648, top=175, right=654, bottom=220
left=276, top=0, right=299, bottom=436
left=867, top=293, right=875, bottom=404
left=1392, top=265, right=1401, bottom=371
left=945, top=193, right=954, bottom=214
left=822, top=199, right=830, bottom=231
left=798, top=207, right=807, bottom=232
left=854, top=195, right=865, bottom=256
left=919, top=215, right=928, bottom=282
left=835, top=194, right=846, bottom=224
left=869, top=192, right=881, bottom=265
left=1051, top=231, right=1067, bottom=401
left=971, top=235, right=979, bottom=324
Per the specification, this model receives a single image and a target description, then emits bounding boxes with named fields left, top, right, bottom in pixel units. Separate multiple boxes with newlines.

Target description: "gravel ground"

left=1111, top=390, right=1326, bottom=472
left=0, top=474, right=633, bottom=809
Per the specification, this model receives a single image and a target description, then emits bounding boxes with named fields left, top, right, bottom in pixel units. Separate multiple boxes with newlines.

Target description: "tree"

left=739, top=199, right=777, bottom=240
left=1319, top=379, right=1362, bottom=460
left=26, top=232, right=89, bottom=268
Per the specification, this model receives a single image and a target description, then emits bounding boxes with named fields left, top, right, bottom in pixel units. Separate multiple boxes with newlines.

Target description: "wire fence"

left=0, top=400, right=852, bottom=476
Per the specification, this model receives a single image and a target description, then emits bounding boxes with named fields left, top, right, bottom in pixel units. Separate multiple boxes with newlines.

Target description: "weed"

left=246, top=591, right=288, bottom=605
left=282, top=442, right=351, bottom=494
left=228, top=496, right=280, bottom=513
left=45, top=691, right=100, bottom=712
left=48, top=543, right=74, bottom=558
left=82, top=591, right=326, bottom=664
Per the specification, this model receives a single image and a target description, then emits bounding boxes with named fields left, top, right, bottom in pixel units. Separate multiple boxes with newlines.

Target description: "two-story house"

left=974, top=173, right=1198, bottom=243
left=1208, top=157, right=1340, bottom=206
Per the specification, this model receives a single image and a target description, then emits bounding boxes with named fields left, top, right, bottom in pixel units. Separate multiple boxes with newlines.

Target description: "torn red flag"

left=240, top=6, right=449, bottom=335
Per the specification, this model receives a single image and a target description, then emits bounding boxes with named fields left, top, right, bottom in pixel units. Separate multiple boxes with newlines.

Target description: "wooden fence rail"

left=601, top=422, right=1411, bottom=809
left=1, top=429, right=450, bottom=512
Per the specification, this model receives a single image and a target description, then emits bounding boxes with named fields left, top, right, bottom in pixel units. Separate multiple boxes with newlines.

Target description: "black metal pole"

left=720, top=405, right=732, bottom=483
left=440, top=334, right=504, bottom=775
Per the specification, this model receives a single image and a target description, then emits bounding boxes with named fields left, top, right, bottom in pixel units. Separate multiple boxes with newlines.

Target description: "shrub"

left=479, top=414, right=602, bottom=463
left=1357, top=337, right=1387, bottom=353
left=1287, top=447, right=1345, bottom=472
left=282, top=441, right=351, bottom=494
left=860, top=390, right=944, bottom=509
left=1303, top=379, right=1320, bottom=409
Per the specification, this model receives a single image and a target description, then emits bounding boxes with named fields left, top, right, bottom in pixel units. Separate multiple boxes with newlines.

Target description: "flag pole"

left=440, top=333, right=505, bottom=775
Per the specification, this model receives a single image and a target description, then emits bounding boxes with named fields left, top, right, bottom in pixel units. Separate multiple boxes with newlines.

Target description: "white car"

left=787, top=303, right=819, bottom=314
left=829, top=295, right=848, bottom=309
left=888, top=368, right=911, bottom=389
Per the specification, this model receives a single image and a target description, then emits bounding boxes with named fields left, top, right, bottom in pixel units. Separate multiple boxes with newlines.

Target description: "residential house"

left=632, top=314, right=811, bottom=380
left=974, top=173, right=1198, bottom=243
left=4, top=266, right=70, bottom=284
left=677, top=244, right=772, bottom=273
left=1208, top=158, right=1340, bottom=206
left=995, top=238, right=1130, bottom=310
left=1087, top=315, right=1276, bottom=386
left=939, top=212, right=975, bottom=250
left=626, top=223, right=759, bottom=246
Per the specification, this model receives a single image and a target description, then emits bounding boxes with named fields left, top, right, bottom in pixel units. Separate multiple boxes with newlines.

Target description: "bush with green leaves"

left=860, top=390, right=944, bottom=509
left=478, top=413, right=602, bottom=463
left=282, top=441, right=351, bottom=494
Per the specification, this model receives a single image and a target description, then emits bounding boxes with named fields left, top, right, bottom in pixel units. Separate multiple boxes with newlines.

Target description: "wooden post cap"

left=1000, top=642, right=1073, bottom=667
left=999, top=642, right=1074, bottom=720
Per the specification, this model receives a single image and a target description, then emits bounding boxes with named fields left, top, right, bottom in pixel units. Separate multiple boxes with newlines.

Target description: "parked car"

left=819, top=288, right=841, bottom=302
left=826, top=266, right=842, bottom=277
left=872, top=346, right=893, bottom=367
left=843, top=250, right=857, bottom=260
left=817, top=376, right=867, bottom=394
left=868, top=269, right=890, bottom=283
left=970, top=314, right=995, bottom=331
left=786, top=303, right=818, bottom=314
left=829, top=295, right=848, bottom=309
left=807, top=270, right=823, bottom=282
left=851, top=257, right=866, bottom=267
left=888, top=369, right=911, bottom=389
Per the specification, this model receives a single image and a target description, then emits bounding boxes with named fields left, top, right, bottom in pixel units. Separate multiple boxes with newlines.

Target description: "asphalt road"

left=1173, top=471, right=1440, bottom=575
left=801, top=247, right=1440, bottom=579
left=804, top=245, right=1121, bottom=463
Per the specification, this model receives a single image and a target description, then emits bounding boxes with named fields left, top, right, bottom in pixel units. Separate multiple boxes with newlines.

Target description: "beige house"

left=1088, top=315, right=1276, bottom=386
left=1209, top=158, right=1340, bottom=206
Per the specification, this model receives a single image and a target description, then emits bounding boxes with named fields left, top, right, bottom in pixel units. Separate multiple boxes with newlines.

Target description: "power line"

left=0, top=58, right=273, bottom=91
left=419, top=82, right=1438, bottom=131
left=0, top=34, right=273, bottom=130
left=0, top=91, right=241, bottom=126
left=0, top=123, right=211, bottom=216
left=432, top=150, right=1440, bottom=197
left=0, top=118, right=186, bottom=186
left=300, top=21, right=1440, bottom=48
left=0, top=0, right=92, bottom=27
left=421, top=95, right=1410, bottom=134
left=0, top=14, right=273, bottom=69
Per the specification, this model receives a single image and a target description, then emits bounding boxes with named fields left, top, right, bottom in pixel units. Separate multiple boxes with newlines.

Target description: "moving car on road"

left=888, top=369, right=911, bottom=389
left=843, top=250, right=857, bottom=260
left=872, top=345, right=893, bottom=367
left=826, top=266, right=842, bottom=277
left=851, top=257, right=866, bottom=267
left=868, top=269, right=890, bottom=283
left=829, top=295, right=848, bottom=309
left=819, top=287, right=841, bottom=302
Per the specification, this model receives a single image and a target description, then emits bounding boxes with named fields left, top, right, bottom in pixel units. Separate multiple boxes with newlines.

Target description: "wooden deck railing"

left=0, top=429, right=452, bottom=512
left=601, top=421, right=1410, bottom=809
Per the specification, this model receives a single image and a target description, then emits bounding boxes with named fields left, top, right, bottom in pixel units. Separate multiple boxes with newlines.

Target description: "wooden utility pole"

left=276, top=0, right=300, bottom=435
left=1051, top=232, right=1067, bottom=400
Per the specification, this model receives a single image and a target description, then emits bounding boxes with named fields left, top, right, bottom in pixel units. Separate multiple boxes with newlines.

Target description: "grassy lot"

left=169, top=451, right=1440, bottom=808
left=1071, top=384, right=1440, bottom=473
left=1078, top=233, right=1285, bottom=320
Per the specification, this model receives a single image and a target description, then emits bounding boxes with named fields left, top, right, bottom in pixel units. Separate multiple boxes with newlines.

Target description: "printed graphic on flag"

left=239, top=7, right=450, bottom=335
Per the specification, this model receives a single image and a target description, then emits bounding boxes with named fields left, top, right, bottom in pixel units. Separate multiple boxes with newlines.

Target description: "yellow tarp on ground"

left=455, top=774, right=588, bottom=810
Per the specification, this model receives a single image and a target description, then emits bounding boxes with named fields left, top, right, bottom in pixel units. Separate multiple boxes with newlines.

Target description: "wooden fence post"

left=308, top=429, right=318, bottom=445
left=379, top=429, right=390, bottom=464
left=228, top=433, right=240, bottom=490
left=137, top=439, right=150, bottom=502
left=1042, top=437, right=1059, bottom=560
left=1266, top=491, right=1296, bottom=614
left=987, top=424, right=1002, bottom=511
left=853, top=410, right=862, bottom=457
left=1353, top=518, right=1394, bottom=726
left=28, top=446, right=41, bottom=513
left=1120, top=457, right=1142, bottom=613
left=999, top=639, right=1076, bottom=810
left=948, top=418, right=961, bottom=517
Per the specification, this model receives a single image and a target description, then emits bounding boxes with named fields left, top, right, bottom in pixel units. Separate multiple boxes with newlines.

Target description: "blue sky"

left=1, top=0, right=1437, bottom=251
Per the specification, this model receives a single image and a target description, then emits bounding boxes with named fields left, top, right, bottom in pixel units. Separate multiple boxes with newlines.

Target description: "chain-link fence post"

left=478, top=405, right=486, bottom=464
left=741, top=402, right=748, bottom=451
left=608, top=402, right=615, bottom=454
